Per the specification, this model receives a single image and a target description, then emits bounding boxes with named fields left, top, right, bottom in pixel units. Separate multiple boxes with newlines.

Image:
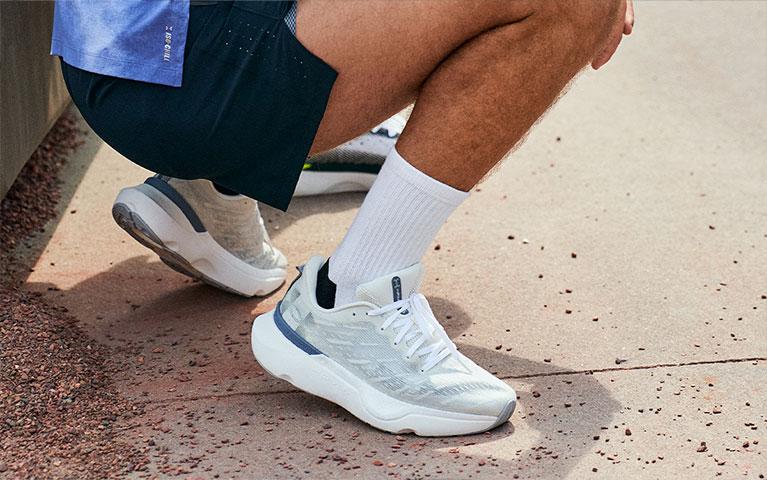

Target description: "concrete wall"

left=1, top=1, right=71, bottom=199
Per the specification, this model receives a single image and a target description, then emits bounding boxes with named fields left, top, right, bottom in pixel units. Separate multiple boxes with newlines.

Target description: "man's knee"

left=537, top=0, right=625, bottom=66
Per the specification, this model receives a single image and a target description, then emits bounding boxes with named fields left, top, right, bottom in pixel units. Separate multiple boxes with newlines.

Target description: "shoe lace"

left=366, top=293, right=457, bottom=372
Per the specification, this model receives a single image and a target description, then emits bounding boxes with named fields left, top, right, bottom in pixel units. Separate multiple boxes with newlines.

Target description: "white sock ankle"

left=328, top=147, right=469, bottom=305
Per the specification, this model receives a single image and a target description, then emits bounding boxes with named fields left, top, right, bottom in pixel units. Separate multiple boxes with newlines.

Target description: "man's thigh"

left=295, top=0, right=535, bottom=153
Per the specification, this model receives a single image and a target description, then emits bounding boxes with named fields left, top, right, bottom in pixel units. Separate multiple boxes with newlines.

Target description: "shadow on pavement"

left=28, top=252, right=619, bottom=478
left=16, top=129, right=618, bottom=476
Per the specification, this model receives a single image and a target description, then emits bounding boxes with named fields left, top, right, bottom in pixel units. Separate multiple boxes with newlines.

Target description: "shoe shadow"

left=429, top=296, right=620, bottom=477
left=28, top=256, right=619, bottom=479
left=28, top=255, right=272, bottom=400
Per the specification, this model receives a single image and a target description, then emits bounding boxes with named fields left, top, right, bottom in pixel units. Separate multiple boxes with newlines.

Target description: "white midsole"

left=293, top=171, right=377, bottom=197
left=114, top=187, right=285, bottom=297
left=250, top=309, right=501, bottom=436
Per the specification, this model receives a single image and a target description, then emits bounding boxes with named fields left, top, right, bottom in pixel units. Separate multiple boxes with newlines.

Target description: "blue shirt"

left=51, top=0, right=190, bottom=87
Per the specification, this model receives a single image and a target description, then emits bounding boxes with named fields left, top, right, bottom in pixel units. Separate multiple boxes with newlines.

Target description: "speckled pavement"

left=14, top=2, right=766, bottom=478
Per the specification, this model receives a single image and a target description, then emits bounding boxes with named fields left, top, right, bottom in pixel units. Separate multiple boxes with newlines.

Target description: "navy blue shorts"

left=61, top=1, right=337, bottom=211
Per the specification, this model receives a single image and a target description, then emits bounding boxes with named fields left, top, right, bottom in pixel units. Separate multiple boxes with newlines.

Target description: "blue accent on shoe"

left=273, top=301, right=323, bottom=355
left=370, top=127, right=399, bottom=139
left=391, top=276, right=402, bottom=302
left=144, top=176, right=206, bottom=233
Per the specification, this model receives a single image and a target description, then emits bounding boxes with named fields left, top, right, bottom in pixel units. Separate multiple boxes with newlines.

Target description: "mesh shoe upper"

left=278, top=256, right=515, bottom=417
left=164, top=177, right=287, bottom=270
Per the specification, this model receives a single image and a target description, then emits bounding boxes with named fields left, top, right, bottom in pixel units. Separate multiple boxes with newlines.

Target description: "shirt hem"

left=51, top=41, right=184, bottom=88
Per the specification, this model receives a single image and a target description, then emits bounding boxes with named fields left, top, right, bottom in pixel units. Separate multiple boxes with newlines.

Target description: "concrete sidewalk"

left=14, top=2, right=766, bottom=478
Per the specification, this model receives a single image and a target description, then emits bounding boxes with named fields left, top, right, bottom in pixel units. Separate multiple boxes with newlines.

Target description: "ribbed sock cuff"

left=328, top=148, right=469, bottom=304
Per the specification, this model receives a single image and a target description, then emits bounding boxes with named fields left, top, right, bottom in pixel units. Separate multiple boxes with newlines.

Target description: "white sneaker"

left=250, top=256, right=516, bottom=436
left=112, top=176, right=287, bottom=297
left=293, top=116, right=406, bottom=196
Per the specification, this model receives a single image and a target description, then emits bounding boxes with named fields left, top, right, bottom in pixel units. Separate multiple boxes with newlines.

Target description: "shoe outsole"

left=112, top=202, right=252, bottom=296
left=293, top=171, right=378, bottom=197
left=487, top=399, right=516, bottom=431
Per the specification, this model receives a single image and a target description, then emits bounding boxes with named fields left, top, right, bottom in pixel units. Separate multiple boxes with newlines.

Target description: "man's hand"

left=592, top=0, right=634, bottom=70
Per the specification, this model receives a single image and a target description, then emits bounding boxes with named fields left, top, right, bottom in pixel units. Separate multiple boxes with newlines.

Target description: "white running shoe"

left=293, top=116, right=406, bottom=197
left=112, top=176, right=287, bottom=297
left=250, top=256, right=516, bottom=436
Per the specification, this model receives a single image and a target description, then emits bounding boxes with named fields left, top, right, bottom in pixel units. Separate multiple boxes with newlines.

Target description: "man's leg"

left=303, top=0, right=624, bottom=158
left=296, top=0, right=626, bottom=302
left=251, top=0, right=629, bottom=436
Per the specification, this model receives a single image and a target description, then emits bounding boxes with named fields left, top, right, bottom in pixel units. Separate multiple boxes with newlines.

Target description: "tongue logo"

left=391, top=276, right=402, bottom=302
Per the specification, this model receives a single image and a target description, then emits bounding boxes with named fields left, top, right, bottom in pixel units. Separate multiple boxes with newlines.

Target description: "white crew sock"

left=329, top=147, right=469, bottom=305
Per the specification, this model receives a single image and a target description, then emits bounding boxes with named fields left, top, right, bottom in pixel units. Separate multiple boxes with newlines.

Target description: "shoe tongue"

left=355, top=263, right=424, bottom=306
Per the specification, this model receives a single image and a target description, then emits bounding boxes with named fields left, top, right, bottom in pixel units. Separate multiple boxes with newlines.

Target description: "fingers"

left=624, top=0, right=635, bottom=35
left=593, top=0, right=634, bottom=69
